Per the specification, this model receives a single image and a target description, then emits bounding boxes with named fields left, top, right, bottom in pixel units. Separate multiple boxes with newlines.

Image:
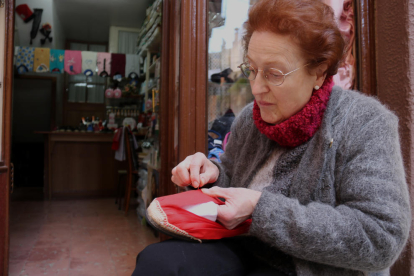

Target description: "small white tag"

left=182, top=201, right=218, bottom=222
left=214, top=139, right=222, bottom=145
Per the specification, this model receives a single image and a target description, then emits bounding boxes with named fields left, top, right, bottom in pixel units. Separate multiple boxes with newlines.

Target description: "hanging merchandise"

left=81, top=51, right=97, bottom=76
left=64, top=50, right=82, bottom=75
left=30, top=9, right=43, bottom=45
left=33, top=48, right=50, bottom=72
left=125, top=54, right=140, bottom=79
left=16, top=4, right=34, bottom=23
left=39, top=23, right=52, bottom=45
left=15, top=46, right=34, bottom=74
left=113, top=87, right=122, bottom=98
left=105, top=87, right=114, bottom=98
left=97, top=53, right=111, bottom=77
left=111, top=53, right=126, bottom=78
left=50, top=49, right=64, bottom=73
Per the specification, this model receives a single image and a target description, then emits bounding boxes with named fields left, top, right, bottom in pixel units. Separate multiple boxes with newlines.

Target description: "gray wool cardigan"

left=213, top=86, right=411, bottom=276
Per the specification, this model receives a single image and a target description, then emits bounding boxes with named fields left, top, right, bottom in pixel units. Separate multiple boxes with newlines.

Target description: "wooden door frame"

left=158, top=0, right=208, bottom=197
left=0, top=0, right=15, bottom=274
left=178, top=0, right=208, bottom=161
left=356, top=0, right=377, bottom=96
left=159, top=0, right=181, bottom=198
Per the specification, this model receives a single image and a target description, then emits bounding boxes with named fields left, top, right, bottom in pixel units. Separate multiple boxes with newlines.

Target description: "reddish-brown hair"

left=243, top=0, right=345, bottom=76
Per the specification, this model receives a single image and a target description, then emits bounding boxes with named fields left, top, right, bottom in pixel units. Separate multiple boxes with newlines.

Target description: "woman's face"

left=247, top=31, right=322, bottom=124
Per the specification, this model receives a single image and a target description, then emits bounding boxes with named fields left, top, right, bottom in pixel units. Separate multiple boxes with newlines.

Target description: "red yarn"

left=253, top=76, right=334, bottom=147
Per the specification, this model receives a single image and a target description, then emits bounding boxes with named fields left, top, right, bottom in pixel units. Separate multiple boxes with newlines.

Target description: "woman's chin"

left=260, top=112, right=281, bottom=125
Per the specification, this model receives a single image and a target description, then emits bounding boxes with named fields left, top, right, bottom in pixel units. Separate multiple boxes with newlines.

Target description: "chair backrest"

left=124, top=128, right=139, bottom=172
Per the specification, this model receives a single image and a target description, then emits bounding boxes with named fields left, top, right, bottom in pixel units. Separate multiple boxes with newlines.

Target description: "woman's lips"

left=258, top=101, right=274, bottom=106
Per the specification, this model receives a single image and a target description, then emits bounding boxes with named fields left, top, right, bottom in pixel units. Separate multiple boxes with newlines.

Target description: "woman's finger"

left=173, top=156, right=193, bottom=186
left=189, top=153, right=206, bottom=188
left=201, top=186, right=230, bottom=199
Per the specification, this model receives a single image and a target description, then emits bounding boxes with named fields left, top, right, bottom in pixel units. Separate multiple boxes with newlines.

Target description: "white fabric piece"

left=81, top=51, right=97, bottom=74
left=125, top=54, right=140, bottom=77
left=182, top=201, right=218, bottom=222
left=115, top=127, right=139, bottom=161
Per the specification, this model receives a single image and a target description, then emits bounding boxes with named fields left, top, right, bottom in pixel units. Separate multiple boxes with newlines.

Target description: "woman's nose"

left=251, top=71, right=269, bottom=95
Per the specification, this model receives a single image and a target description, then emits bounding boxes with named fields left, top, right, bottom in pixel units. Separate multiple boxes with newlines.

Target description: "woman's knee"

left=133, top=240, right=189, bottom=276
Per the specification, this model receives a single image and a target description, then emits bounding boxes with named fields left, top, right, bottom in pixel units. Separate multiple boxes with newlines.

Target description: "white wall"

left=52, top=1, right=66, bottom=49
left=15, top=0, right=63, bottom=48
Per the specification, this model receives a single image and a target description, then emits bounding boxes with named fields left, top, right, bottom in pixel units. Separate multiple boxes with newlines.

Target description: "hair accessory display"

left=113, top=87, right=122, bottom=98
left=39, top=23, right=52, bottom=45
left=146, top=190, right=251, bottom=243
left=105, top=88, right=114, bottom=98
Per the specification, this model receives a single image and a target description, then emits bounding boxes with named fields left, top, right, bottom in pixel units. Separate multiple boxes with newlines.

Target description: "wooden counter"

left=37, top=131, right=123, bottom=199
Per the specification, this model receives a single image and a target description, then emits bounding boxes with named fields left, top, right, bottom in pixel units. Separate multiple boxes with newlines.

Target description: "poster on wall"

left=324, top=0, right=356, bottom=90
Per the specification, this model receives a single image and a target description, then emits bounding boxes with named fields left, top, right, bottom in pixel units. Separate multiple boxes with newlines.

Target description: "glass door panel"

left=207, top=0, right=253, bottom=146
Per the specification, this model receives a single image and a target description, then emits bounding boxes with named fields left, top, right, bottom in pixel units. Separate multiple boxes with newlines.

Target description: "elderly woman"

left=132, top=0, right=410, bottom=275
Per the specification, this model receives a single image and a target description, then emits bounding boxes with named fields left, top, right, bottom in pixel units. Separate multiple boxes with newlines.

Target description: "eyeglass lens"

left=240, top=64, right=285, bottom=86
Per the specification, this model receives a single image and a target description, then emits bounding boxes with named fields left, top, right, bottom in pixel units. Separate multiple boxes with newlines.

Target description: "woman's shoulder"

left=228, top=102, right=258, bottom=138
left=330, top=86, right=398, bottom=127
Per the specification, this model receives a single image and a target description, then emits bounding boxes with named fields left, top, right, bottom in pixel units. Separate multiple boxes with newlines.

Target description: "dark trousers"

left=132, top=239, right=289, bottom=276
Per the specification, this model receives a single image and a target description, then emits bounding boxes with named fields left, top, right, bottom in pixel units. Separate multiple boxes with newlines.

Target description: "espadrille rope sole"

left=146, top=199, right=202, bottom=243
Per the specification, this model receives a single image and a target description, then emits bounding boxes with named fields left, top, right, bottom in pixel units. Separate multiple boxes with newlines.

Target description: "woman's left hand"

left=201, top=187, right=262, bottom=229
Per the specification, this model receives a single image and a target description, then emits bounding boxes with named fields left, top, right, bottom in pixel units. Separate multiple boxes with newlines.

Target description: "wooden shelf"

left=137, top=27, right=162, bottom=57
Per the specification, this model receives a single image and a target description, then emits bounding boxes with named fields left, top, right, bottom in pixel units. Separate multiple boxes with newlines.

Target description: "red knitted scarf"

left=253, top=76, right=334, bottom=147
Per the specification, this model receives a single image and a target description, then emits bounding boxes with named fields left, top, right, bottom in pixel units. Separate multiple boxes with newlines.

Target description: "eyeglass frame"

left=237, top=62, right=310, bottom=86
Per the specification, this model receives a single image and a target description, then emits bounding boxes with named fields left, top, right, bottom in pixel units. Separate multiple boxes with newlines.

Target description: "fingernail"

left=193, top=181, right=199, bottom=188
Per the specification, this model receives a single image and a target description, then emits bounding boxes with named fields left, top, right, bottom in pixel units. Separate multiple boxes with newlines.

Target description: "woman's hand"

left=202, top=187, right=262, bottom=229
left=171, top=152, right=220, bottom=188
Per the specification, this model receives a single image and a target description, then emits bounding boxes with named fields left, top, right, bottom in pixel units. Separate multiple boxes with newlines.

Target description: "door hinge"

left=0, top=1, right=4, bottom=8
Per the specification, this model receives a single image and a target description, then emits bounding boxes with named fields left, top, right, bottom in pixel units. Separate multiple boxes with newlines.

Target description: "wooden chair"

left=124, top=128, right=139, bottom=216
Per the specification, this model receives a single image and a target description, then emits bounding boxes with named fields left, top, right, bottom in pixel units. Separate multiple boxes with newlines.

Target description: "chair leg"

left=118, top=174, right=124, bottom=210
left=116, top=174, right=121, bottom=205
left=124, top=173, right=132, bottom=216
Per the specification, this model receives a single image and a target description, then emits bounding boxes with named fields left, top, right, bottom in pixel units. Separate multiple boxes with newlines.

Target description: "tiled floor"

left=9, top=198, right=159, bottom=276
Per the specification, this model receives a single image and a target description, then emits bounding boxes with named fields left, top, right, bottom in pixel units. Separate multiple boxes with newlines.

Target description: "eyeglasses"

left=237, top=63, right=309, bottom=86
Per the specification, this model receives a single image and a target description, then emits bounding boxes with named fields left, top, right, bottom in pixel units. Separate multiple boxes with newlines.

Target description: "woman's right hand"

left=171, top=152, right=219, bottom=188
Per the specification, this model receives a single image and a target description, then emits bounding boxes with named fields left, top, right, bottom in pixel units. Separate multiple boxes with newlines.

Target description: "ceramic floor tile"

left=8, top=259, right=26, bottom=276
left=69, top=258, right=117, bottom=276
left=20, top=258, right=70, bottom=276
left=27, top=247, right=70, bottom=262
left=10, top=198, right=159, bottom=276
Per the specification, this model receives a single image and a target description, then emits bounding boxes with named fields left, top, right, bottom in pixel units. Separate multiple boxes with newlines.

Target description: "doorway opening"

left=9, top=0, right=162, bottom=275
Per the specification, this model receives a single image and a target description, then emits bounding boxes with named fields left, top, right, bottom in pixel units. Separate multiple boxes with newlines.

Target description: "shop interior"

left=6, top=0, right=358, bottom=274
left=9, top=0, right=163, bottom=275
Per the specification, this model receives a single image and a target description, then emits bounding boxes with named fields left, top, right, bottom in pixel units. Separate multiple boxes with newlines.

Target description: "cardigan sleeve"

left=249, top=111, right=411, bottom=272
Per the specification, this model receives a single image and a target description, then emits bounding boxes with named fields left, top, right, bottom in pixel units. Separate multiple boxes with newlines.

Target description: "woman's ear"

left=314, top=63, right=329, bottom=87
